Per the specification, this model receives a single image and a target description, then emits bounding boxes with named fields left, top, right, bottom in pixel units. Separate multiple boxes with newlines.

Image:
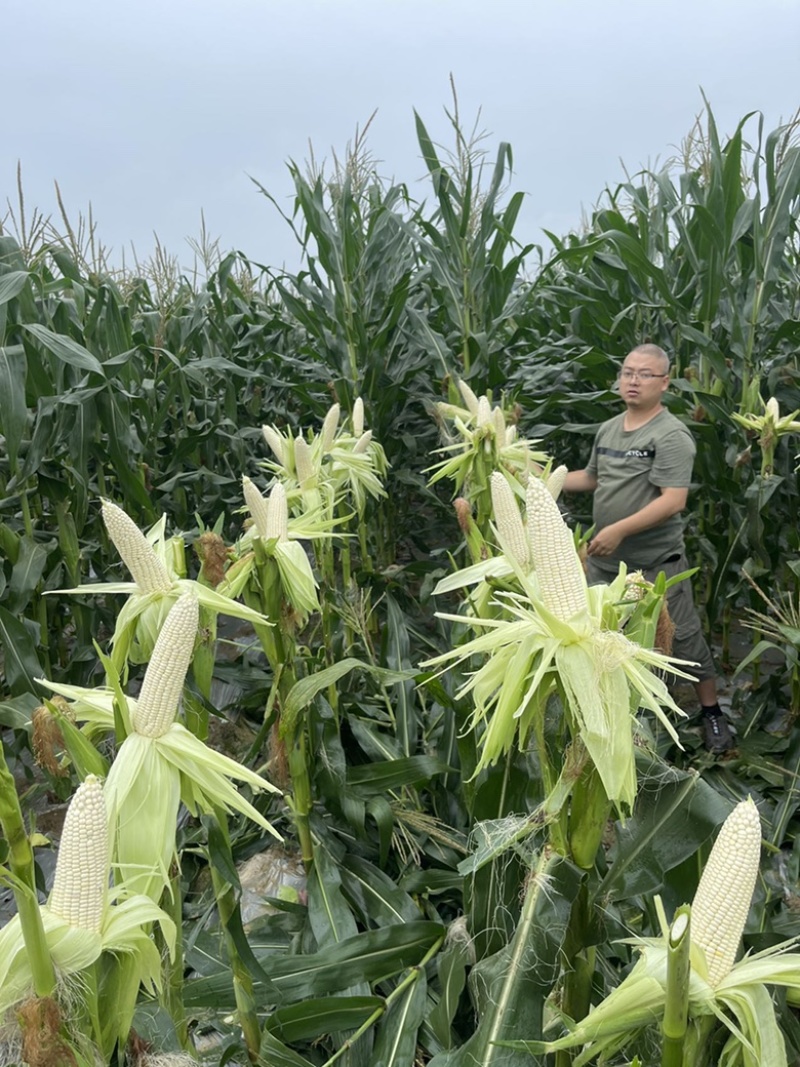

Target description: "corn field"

left=1, top=102, right=800, bottom=1067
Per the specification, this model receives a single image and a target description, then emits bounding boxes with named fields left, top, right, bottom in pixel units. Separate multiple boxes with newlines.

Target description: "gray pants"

left=586, top=554, right=716, bottom=682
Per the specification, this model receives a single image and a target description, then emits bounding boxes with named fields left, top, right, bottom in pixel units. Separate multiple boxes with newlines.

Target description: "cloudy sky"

left=5, top=0, right=800, bottom=272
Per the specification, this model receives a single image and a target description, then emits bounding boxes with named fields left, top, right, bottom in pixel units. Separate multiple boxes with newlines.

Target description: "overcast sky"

left=5, top=0, right=800, bottom=274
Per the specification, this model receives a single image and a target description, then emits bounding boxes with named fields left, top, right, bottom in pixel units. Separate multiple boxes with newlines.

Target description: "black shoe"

left=702, top=711, right=735, bottom=753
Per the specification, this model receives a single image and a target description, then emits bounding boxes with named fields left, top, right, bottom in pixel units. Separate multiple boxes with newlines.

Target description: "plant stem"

left=209, top=812, right=261, bottom=1064
left=0, top=741, right=56, bottom=998
left=661, top=905, right=691, bottom=1067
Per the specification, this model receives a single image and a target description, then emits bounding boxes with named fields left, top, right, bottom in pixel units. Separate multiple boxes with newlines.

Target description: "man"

left=562, top=343, right=734, bottom=753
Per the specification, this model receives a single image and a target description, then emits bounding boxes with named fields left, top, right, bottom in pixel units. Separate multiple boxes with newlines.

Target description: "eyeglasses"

left=619, top=370, right=669, bottom=381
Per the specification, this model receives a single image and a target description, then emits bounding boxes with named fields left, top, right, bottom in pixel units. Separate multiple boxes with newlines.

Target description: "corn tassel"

left=101, top=500, right=172, bottom=593
left=526, top=475, right=587, bottom=621
left=48, top=775, right=107, bottom=933
left=131, top=593, right=198, bottom=738
left=490, top=472, right=529, bottom=569
left=242, top=476, right=270, bottom=539
left=691, top=797, right=761, bottom=987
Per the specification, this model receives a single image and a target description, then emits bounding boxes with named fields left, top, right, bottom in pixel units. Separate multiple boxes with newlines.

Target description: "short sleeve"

left=586, top=435, right=599, bottom=478
left=650, top=428, right=696, bottom=488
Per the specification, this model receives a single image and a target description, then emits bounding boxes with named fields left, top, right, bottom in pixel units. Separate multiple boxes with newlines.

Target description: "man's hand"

left=587, top=524, right=624, bottom=556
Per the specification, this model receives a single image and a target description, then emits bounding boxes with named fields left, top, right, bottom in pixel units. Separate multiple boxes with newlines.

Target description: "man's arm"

left=563, top=469, right=598, bottom=493
left=587, top=486, right=688, bottom=557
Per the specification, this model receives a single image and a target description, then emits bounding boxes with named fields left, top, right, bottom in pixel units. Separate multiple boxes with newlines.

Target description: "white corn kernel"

left=294, top=436, right=315, bottom=485
left=691, top=797, right=761, bottom=987
left=242, top=476, right=270, bottom=539
left=476, top=396, right=492, bottom=428
left=48, top=775, right=108, bottom=933
left=490, top=473, right=529, bottom=569
left=101, top=501, right=172, bottom=593
left=457, top=380, right=480, bottom=416
left=546, top=465, right=568, bottom=501
left=262, top=425, right=286, bottom=465
left=491, top=406, right=506, bottom=441
left=353, top=430, right=373, bottom=454
left=526, top=475, right=587, bottom=621
left=132, top=594, right=199, bottom=738
left=266, top=482, right=289, bottom=543
left=321, top=403, right=341, bottom=452
left=352, top=397, right=365, bottom=437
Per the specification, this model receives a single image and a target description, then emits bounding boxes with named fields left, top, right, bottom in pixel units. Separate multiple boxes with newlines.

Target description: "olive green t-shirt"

left=585, top=409, right=696, bottom=570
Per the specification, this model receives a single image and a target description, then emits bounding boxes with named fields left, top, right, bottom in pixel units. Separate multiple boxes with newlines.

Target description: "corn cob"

left=352, top=397, right=365, bottom=437
left=691, top=797, right=761, bottom=987
left=266, top=482, right=289, bottom=543
left=101, top=500, right=172, bottom=593
left=457, top=379, right=480, bottom=417
left=131, top=594, right=199, bottom=738
left=294, top=436, right=314, bottom=485
left=490, top=472, right=529, bottom=569
left=262, top=425, right=286, bottom=465
left=476, top=396, right=492, bottom=428
left=526, top=475, right=587, bottom=620
left=353, top=430, right=373, bottom=454
left=546, top=464, right=568, bottom=501
left=321, top=403, right=341, bottom=452
left=242, top=476, right=270, bottom=539
left=48, top=775, right=108, bottom=933
left=491, top=406, right=506, bottom=440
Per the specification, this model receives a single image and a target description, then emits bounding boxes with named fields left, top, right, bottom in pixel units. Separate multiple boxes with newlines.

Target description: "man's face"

left=618, top=351, right=670, bottom=409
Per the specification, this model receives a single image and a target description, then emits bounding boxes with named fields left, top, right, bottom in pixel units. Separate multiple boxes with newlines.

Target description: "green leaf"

left=600, top=758, right=732, bottom=900
left=373, top=971, right=427, bottom=1067
left=24, top=323, right=106, bottom=376
left=7, top=536, right=50, bottom=614
left=0, top=271, right=30, bottom=306
left=0, top=345, right=27, bottom=469
left=185, top=921, right=444, bottom=1009
left=283, top=658, right=365, bottom=719
left=259, top=1030, right=317, bottom=1067
left=346, top=756, right=448, bottom=794
left=0, top=606, right=41, bottom=696
left=265, top=996, right=382, bottom=1044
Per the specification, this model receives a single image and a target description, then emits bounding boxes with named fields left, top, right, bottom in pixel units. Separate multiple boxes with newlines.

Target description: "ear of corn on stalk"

left=505, top=798, right=800, bottom=1067
left=352, top=396, right=365, bottom=437
left=103, top=593, right=282, bottom=901
left=0, top=775, right=174, bottom=1019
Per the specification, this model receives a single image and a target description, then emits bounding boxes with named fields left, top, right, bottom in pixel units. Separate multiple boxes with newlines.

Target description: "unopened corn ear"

left=131, top=593, right=198, bottom=739
left=352, top=397, right=365, bottom=436
left=490, top=472, right=529, bottom=569
left=262, top=424, right=286, bottom=465
left=546, top=464, right=568, bottom=500
left=321, top=403, right=341, bottom=451
left=526, top=475, right=587, bottom=621
left=48, top=775, right=108, bottom=933
left=101, top=501, right=172, bottom=593
left=294, top=435, right=315, bottom=484
left=691, top=797, right=761, bottom=987
left=266, top=482, right=289, bottom=542
left=242, top=476, right=270, bottom=539
left=457, top=379, right=480, bottom=416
